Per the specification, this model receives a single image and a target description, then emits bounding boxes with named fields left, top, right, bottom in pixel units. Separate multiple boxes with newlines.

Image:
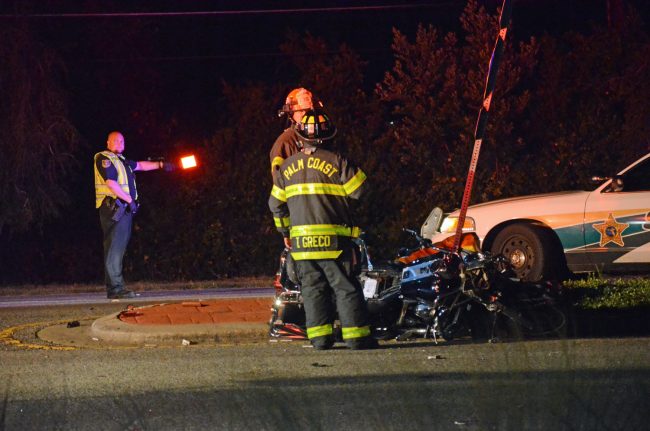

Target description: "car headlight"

left=439, top=216, right=476, bottom=234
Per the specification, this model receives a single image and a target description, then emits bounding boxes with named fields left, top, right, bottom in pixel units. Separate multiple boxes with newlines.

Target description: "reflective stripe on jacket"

left=268, top=147, right=366, bottom=260
left=94, top=151, right=132, bottom=208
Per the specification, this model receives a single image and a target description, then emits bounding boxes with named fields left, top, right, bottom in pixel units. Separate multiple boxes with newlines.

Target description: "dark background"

left=6, top=0, right=638, bottom=150
left=1, top=0, right=649, bottom=284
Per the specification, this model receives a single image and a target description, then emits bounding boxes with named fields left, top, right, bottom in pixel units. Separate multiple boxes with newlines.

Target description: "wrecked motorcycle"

left=269, top=208, right=566, bottom=343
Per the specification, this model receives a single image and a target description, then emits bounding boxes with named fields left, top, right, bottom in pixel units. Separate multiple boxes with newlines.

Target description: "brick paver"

left=118, top=298, right=272, bottom=325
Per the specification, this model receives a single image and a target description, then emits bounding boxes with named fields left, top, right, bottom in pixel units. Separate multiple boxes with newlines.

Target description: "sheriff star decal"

left=592, top=213, right=630, bottom=247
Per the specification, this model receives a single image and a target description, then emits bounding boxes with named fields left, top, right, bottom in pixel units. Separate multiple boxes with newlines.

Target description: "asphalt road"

left=0, top=287, right=275, bottom=308
left=1, top=302, right=649, bottom=430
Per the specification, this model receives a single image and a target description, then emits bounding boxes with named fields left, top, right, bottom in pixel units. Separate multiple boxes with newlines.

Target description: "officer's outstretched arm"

left=135, top=160, right=164, bottom=171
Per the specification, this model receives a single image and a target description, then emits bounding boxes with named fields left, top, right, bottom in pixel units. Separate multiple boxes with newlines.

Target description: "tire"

left=519, top=305, right=567, bottom=337
left=494, top=308, right=526, bottom=341
left=490, top=224, right=552, bottom=281
left=495, top=304, right=567, bottom=339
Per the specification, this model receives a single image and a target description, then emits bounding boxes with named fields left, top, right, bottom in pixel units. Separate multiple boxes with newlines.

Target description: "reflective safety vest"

left=93, top=151, right=134, bottom=208
left=268, top=147, right=366, bottom=260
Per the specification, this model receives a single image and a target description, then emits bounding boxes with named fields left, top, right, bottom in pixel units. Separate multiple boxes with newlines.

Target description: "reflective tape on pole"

left=452, top=0, right=513, bottom=253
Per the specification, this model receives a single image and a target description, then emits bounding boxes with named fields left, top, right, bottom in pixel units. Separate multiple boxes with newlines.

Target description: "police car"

left=430, top=152, right=650, bottom=281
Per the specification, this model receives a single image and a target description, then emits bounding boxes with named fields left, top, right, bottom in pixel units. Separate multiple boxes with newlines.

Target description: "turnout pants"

left=296, top=250, right=372, bottom=349
left=99, top=200, right=133, bottom=295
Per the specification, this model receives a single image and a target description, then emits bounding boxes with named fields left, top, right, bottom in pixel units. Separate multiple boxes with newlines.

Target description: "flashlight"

left=180, top=155, right=197, bottom=169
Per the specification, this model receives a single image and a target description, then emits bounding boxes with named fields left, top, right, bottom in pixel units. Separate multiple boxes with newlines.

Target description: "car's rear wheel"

left=490, top=224, right=551, bottom=281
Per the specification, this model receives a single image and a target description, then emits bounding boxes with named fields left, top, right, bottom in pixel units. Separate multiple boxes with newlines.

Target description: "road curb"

left=33, top=296, right=274, bottom=348
left=90, top=312, right=269, bottom=346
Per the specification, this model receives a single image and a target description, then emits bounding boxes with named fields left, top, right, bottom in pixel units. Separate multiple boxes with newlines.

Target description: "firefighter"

left=268, top=109, right=376, bottom=350
left=269, top=87, right=314, bottom=174
left=94, top=131, right=174, bottom=299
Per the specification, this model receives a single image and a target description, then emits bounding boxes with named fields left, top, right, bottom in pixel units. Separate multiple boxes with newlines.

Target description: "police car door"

left=583, top=153, right=650, bottom=273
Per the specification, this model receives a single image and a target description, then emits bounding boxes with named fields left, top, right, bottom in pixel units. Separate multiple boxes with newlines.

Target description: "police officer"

left=269, top=87, right=314, bottom=174
left=94, top=131, right=174, bottom=299
left=268, top=109, right=376, bottom=350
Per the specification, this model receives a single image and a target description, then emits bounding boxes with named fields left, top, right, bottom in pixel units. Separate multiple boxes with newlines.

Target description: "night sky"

left=4, top=0, right=645, bottom=151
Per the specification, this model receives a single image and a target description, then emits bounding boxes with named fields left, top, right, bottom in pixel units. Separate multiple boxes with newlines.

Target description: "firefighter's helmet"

left=277, top=88, right=313, bottom=119
left=295, top=108, right=337, bottom=144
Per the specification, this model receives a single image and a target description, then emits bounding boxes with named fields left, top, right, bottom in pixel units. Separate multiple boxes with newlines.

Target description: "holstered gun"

left=106, top=198, right=127, bottom=222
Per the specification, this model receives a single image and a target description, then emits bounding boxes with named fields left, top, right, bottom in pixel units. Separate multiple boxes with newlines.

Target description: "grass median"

left=563, top=276, right=650, bottom=310
left=562, top=276, right=650, bottom=337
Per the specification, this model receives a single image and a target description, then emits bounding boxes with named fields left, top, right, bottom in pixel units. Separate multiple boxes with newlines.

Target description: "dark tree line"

left=1, top=1, right=649, bottom=284
left=0, top=24, right=80, bottom=236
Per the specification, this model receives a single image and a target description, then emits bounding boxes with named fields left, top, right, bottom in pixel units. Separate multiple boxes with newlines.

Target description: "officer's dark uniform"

left=269, top=127, right=302, bottom=174
left=268, top=144, right=374, bottom=349
left=94, top=151, right=138, bottom=297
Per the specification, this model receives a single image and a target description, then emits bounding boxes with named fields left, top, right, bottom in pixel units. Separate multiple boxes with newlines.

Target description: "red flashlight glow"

left=181, top=155, right=197, bottom=169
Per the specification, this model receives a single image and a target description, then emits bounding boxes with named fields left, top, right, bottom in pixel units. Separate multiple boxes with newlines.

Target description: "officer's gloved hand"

left=128, top=200, right=139, bottom=214
left=162, top=162, right=176, bottom=172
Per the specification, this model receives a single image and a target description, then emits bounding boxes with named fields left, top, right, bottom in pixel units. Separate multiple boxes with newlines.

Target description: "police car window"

left=621, top=156, right=650, bottom=192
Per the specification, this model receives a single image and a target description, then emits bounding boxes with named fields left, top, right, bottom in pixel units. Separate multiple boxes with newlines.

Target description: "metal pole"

left=452, top=0, right=513, bottom=253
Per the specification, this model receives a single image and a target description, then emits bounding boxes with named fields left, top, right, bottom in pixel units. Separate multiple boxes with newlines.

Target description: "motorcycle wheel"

left=521, top=304, right=567, bottom=337
left=500, top=304, right=567, bottom=339
left=489, top=305, right=567, bottom=342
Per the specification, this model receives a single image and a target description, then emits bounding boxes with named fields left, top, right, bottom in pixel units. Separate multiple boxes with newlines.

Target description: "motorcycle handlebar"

left=402, top=228, right=429, bottom=245
left=401, top=228, right=448, bottom=253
